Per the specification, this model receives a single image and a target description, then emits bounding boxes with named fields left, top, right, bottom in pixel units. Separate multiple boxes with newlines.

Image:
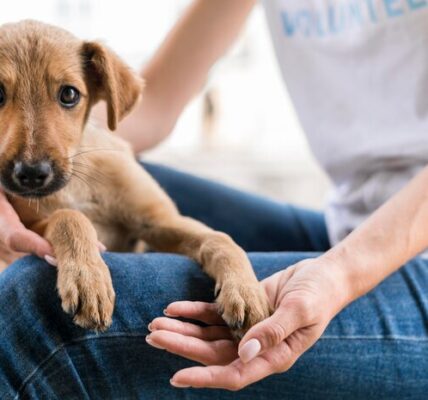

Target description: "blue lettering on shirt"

left=407, top=0, right=427, bottom=10
left=384, top=0, right=404, bottom=17
left=280, top=0, right=427, bottom=38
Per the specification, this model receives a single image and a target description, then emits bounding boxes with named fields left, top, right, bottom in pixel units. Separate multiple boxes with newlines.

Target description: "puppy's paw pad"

left=216, top=280, right=271, bottom=340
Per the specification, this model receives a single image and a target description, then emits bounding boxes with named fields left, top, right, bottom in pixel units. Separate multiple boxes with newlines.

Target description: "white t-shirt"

left=261, top=0, right=428, bottom=244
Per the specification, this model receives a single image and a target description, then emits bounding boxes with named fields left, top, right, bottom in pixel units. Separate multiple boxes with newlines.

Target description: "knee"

left=102, top=252, right=214, bottom=310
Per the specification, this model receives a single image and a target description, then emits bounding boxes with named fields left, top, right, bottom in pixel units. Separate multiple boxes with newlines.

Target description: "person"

left=1, top=0, right=428, bottom=398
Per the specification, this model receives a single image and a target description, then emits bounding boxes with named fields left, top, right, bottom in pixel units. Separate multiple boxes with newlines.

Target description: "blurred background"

left=1, top=0, right=331, bottom=209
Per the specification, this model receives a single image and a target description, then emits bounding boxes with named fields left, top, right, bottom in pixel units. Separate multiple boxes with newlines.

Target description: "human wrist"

left=318, top=242, right=373, bottom=308
left=315, top=248, right=361, bottom=313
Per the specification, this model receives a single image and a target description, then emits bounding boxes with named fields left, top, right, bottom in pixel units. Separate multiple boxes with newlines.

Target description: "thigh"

left=143, top=162, right=330, bottom=252
left=1, top=254, right=427, bottom=399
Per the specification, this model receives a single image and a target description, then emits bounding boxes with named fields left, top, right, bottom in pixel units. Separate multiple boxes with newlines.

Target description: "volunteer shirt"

left=261, top=0, right=428, bottom=244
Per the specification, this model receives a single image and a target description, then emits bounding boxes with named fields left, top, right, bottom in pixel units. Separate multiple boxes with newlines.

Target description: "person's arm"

left=146, top=165, right=428, bottom=389
left=324, top=164, right=428, bottom=302
left=235, top=164, right=428, bottom=365
left=95, top=0, right=256, bottom=152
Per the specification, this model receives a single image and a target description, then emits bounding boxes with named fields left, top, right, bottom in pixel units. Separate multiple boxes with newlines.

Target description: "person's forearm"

left=120, top=0, right=256, bottom=152
left=323, top=166, right=428, bottom=305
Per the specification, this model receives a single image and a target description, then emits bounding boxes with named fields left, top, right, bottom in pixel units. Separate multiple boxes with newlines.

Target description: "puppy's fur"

left=0, top=20, right=270, bottom=337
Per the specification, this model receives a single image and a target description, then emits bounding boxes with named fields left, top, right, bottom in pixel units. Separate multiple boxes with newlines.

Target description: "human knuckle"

left=228, top=382, right=243, bottom=392
left=274, top=360, right=292, bottom=374
left=293, top=297, right=315, bottom=319
left=272, top=362, right=286, bottom=374
left=263, top=321, right=287, bottom=346
left=4, top=230, right=21, bottom=251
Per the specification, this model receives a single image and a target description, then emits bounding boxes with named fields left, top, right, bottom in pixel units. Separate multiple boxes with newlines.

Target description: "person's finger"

left=146, top=330, right=237, bottom=365
left=164, top=301, right=225, bottom=325
left=149, top=317, right=232, bottom=340
left=170, top=354, right=278, bottom=390
left=0, top=191, right=28, bottom=234
left=238, top=306, right=302, bottom=363
left=7, top=229, right=53, bottom=259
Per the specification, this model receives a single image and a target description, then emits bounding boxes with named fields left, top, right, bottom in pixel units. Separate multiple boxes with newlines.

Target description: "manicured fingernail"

left=145, top=335, right=164, bottom=350
left=98, top=242, right=107, bottom=252
left=238, top=338, right=261, bottom=363
left=170, top=379, right=190, bottom=388
left=44, top=255, right=58, bottom=267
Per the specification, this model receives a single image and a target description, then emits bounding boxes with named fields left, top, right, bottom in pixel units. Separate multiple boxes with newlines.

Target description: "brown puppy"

left=0, top=20, right=270, bottom=338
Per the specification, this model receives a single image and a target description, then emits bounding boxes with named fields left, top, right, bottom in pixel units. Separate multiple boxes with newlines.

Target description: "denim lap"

left=0, top=164, right=427, bottom=399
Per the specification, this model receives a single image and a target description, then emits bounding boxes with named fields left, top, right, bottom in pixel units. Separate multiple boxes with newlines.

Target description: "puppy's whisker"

left=72, top=169, right=105, bottom=189
left=68, top=148, right=122, bottom=160
left=72, top=162, right=109, bottom=181
left=70, top=171, right=92, bottom=189
left=72, top=168, right=105, bottom=186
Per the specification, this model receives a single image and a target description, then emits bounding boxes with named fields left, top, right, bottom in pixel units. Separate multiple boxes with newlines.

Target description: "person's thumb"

left=238, top=307, right=300, bottom=363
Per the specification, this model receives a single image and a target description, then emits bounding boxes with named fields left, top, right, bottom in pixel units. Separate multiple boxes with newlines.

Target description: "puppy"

left=0, top=20, right=270, bottom=338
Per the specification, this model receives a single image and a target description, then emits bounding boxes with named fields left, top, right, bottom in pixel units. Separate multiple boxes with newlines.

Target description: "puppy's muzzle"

left=12, top=161, right=53, bottom=190
left=0, top=159, right=67, bottom=198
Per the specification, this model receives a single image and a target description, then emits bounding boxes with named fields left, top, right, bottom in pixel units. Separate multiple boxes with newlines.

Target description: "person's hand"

left=0, top=189, right=53, bottom=263
left=146, top=256, right=351, bottom=390
left=0, top=189, right=107, bottom=266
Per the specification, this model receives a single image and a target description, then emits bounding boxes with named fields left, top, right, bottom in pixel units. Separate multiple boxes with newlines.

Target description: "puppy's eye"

left=0, top=86, right=6, bottom=107
left=58, top=86, right=80, bottom=108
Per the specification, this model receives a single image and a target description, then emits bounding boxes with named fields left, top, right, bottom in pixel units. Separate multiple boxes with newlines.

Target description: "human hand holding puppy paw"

left=147, top=257, right=351, bottom=390
left=0, top=188, right=53, bottom=262
left=0, top=189, right=102, bottom=267
left=0, top=189, right=106, bottom=266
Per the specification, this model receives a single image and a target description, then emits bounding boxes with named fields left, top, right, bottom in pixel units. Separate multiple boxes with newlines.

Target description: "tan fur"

left=0, top=20, right=270, bottom=338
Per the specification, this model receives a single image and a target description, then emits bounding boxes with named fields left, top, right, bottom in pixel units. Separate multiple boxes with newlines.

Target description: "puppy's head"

left=0, top=20, right=142, bottom=198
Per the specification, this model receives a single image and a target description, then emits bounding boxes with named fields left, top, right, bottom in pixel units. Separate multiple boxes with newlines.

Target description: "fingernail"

left=238, top=338, right=261, bottom=363
left=163, top=309, right=174, bottom=317
left=44, top=255, right=58, bottom=267
left=98, top=242, right=107, bottom=252
left=145, top=335, right=164, bottom=350
left=170, top=379, right=190, bottom=388
left=148, top=323, right=153, bottom=332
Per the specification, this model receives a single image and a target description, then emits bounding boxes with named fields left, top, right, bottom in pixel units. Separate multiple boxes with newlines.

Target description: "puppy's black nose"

left=12, top=161, right=53, bottom=190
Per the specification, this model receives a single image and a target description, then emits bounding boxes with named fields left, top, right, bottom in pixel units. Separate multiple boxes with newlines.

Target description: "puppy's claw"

left=214, top=283, right=221, bottom=298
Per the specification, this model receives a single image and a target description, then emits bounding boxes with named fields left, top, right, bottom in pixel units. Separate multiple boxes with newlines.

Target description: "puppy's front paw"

left=216, top=278, right=271, bottom=340
left=57, top=256, right=115, bottom=331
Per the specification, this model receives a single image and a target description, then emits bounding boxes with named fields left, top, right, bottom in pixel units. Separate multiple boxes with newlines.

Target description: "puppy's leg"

left=109, top=160, right=270, bottom=337
left=140, top=214, right=271, bottom=338
left=99, top=155, right=270, bottom=337
left=40, top=210, right=115, bottom=331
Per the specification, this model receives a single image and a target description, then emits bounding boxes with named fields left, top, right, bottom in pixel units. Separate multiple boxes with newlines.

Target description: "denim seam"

left=14, top=332, right=147, bottom=400
left=320, top=335, right=428, bottom=341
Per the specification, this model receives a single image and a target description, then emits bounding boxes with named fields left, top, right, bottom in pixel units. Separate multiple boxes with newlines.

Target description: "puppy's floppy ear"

left=81, top=41, right=144, bottom=130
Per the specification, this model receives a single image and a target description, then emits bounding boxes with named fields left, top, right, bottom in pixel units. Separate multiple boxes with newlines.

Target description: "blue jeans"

left=0, top=164, right=427, bottom=399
